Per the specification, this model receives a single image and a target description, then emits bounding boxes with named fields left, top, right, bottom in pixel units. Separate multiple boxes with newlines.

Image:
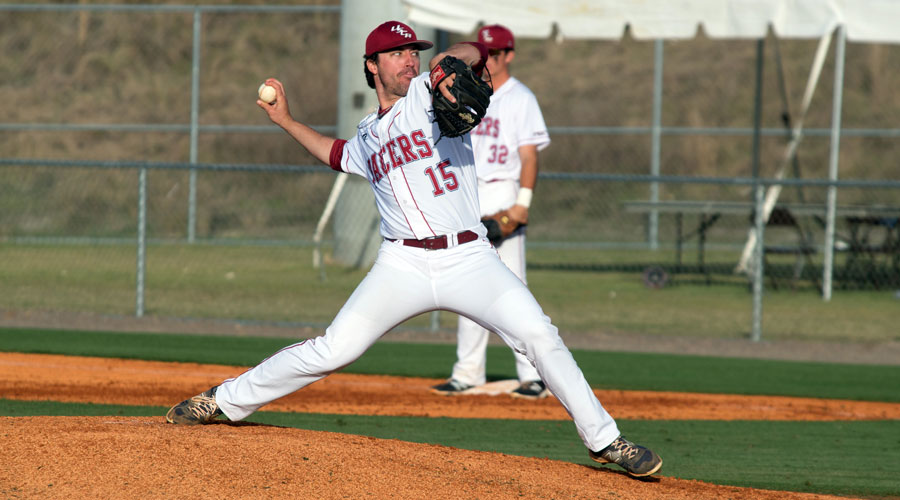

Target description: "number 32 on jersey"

left=474, top=117, right=507, bottom=164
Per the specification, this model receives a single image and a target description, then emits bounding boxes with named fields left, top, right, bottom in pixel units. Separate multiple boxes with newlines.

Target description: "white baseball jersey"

left=331, top=72, right=484, bottom=241
left=470, top=76, right=550, bottom=183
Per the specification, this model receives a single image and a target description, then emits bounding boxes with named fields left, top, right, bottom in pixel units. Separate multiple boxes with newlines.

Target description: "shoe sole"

left=590, top=455, right=663, bottom=478
left=590, top=455, right=662, bottom=477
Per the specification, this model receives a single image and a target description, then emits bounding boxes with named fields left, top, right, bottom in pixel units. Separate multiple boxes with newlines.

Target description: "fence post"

left=136, top=167, right=147, bottom=318
left=188, top=7, right=202, bottom=243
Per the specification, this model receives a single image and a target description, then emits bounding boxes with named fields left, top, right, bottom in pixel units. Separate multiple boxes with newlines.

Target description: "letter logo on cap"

left=391, top=24, right=412, bottom=38
left=482, top=30, right=493, bottom=43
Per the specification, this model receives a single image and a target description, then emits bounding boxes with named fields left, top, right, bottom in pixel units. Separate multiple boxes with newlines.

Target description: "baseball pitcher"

left=165, top=20, right=662, bottom=479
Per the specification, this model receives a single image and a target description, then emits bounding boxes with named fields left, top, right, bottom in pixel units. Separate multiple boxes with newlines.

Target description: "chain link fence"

left=2, top=3, right=899, bottom=342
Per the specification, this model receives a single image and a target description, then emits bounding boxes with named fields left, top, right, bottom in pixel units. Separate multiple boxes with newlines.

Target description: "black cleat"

left=590, top=435, right=663, bottom=477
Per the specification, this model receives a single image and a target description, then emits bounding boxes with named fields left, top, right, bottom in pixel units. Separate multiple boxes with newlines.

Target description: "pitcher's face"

left=372, top=46, right=421, bottom=99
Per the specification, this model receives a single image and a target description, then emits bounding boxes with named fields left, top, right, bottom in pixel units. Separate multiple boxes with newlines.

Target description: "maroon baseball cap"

left=365, top=21, right=434, bottom=58
left=478, top=24, right=515, bottom=51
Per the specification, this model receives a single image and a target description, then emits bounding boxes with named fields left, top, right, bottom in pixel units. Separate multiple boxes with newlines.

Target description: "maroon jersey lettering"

left=411, top=130, right=433, bottom=158
left=396, top=135, right=418, bottom=163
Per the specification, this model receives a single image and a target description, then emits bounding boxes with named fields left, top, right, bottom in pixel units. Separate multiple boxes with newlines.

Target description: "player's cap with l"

left=365, top=21, right=434, bottom=58
left=478, top=24, right=515, bottom=51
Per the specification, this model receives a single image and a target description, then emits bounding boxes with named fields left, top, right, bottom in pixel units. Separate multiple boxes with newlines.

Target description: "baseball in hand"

left=258, top=83, right=276, bottom=104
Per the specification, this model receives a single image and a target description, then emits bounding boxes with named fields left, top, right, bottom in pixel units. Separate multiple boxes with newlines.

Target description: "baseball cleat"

left=510, top=380, right=549, bottom=400
left=589, top=435, right=662, bottom=477
left=166, top=386, right=223, bottom=425
left=430, top=379, right=475, bottom=396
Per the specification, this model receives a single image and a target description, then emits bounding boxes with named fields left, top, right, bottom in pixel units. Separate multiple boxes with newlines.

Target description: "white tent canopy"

left=403, top=0, right=900, bottom=43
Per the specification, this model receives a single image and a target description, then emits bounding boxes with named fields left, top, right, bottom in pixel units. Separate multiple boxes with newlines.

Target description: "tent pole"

left=822, top=25, right=846, bottom=301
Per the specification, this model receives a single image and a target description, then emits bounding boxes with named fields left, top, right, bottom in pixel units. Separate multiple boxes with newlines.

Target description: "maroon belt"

left=387, top=230, right=479, bottom=250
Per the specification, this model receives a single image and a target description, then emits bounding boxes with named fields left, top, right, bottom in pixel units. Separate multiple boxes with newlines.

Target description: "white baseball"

left=258, top=83, right=276, bottom=104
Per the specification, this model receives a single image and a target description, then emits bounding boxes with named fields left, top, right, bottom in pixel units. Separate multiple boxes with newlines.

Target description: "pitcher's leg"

left=439, top=244, right=619, bottom=451
left=216, top=307, right=383, bottom=421
left=218, top=243, right=434, bottom=421
left=452, top=316, right=490, bottom=386
left=491, top=288, right=620, bottom=450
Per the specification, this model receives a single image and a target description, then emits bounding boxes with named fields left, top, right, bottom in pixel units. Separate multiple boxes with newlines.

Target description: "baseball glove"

left=481, top=210, right=522, bottom=245
left=430, top=55, right=493, bottom=140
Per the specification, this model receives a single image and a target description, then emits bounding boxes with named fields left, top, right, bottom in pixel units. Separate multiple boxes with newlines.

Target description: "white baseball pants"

left=215, top=236, right=620, bottom=452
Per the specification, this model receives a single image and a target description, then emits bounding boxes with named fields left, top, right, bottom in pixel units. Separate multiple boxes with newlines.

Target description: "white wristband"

left=515, top=187, right=533, bottom=208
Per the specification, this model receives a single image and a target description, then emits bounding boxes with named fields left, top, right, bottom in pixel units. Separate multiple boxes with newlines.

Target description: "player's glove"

left=430, top=55, right=493, bottom=140
left=481, top=209, right=522, bottom=246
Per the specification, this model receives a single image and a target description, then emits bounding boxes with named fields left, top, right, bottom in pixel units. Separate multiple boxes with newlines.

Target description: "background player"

left=166, top=20, right=662, bottom=478
left=431, top=24, right=551, bottom=399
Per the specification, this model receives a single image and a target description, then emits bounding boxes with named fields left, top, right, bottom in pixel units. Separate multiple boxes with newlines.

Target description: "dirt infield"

left=3, top=352, right=897, bottom=499
left=3, top=353, right=899, bottom=421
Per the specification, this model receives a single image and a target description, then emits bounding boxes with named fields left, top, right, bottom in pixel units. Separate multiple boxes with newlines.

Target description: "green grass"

left=2, top=328, right=899, bottom=497
left=3, top=399, right=898, bottom=498
left=3, top=328, right=899, bottom=401
left=3, top=243, right=899, bottom=343
left=527, top=246, right=900, bottom=342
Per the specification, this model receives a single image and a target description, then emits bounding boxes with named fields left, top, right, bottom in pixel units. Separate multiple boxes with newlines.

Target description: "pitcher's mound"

left=1, top=416, right=846, bottom=500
